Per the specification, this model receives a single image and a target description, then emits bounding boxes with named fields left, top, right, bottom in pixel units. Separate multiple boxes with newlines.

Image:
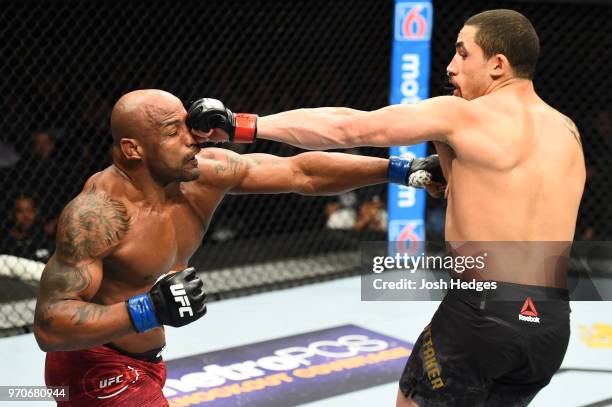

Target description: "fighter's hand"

left=126, top=267, right=207, bottom=333
left=388, top=154, right=447, bottom=198
left=191, top=128, right=231, bottom=144
left=186, top=98, right=257, bottom=143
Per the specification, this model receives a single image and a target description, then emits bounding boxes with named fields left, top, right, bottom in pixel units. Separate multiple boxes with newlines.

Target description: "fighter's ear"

left=489, top=53, right=511, bottom=79
left=120, top=138, right=142, bottom=160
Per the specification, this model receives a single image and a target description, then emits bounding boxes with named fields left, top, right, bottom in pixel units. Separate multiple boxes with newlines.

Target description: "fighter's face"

left=446, top=26, right=491, bottom=100
left=144, top=99, right=201, bottom=184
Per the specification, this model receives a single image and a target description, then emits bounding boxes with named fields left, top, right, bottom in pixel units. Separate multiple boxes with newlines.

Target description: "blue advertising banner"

left=163, top=325, right=413, bottom=407
left=388, top=1, right=433, bottom=251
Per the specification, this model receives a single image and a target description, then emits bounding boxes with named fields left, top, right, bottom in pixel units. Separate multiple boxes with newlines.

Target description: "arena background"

left=0, top=0, right=610, bottom=336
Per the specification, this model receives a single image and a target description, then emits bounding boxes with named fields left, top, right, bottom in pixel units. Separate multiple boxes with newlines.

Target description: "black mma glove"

left=126, top=267, right=207, bottom=333
left=186, top=98, right=257, bottom=143
left=388, top=154, right=446, bottom=197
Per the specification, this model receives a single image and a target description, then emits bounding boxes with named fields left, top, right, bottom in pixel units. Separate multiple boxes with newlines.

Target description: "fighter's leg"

left=396, top=387, right=420, bottom=407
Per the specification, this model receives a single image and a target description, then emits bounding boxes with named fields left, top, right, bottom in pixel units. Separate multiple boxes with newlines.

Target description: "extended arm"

left=33, top=186, right=133, bottom=351
left=188, top=97, right=471, bottom=150
left=256, top=97, right=465, bottom=149
left=198, top=148, right=388, bottom=195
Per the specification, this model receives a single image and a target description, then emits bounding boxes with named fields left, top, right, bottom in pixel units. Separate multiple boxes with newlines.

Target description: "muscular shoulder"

left=56, top=183, right=130, bottom=263
left=428, top=96, right=479, bottom=119
left=558, top=112, right=581, bottom=147
left=423, top=96, right=483, bottom=137
left=534, top=103, right=582, bottom=148
left=389, top=96, right=476, bottom=120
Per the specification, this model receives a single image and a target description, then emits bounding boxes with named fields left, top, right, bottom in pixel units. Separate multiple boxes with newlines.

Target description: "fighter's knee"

left=396, top=387, right=421, bottom=407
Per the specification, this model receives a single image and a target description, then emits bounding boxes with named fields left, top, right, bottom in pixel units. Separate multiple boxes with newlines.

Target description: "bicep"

left=228, top=153, right=299, bottom=194
left=38, top=255, right=103, bottom=304
left=197, top=148, right=299, bottom=194
left=197, top=149, right=297, bottom=194
left=354, top=97, right=467, bottom=147
left=34, top=254, right=104, bottom=335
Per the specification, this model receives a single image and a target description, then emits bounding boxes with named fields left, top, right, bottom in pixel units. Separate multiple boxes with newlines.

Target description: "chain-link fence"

left=0, top=0, right=610, bottom=335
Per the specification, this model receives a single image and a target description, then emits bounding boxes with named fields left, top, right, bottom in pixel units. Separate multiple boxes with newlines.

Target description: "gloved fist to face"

left=388, top=154, right=446, bottom=198
left=186, top=98, right=257, bottom=144
left=126, top=267, right=207, bottom=333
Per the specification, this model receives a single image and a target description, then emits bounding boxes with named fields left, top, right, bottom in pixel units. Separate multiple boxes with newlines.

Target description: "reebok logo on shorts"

left=518, top=297, right=540, bottom=323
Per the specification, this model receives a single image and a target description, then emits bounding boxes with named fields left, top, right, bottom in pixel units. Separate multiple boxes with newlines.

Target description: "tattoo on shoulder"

left=562, top=115, right=582, bottom=147
left=57, top=184, right=130, bottom=262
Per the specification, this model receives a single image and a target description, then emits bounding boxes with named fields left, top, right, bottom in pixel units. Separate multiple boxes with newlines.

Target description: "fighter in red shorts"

left=34, top=89, right=443, bottom=406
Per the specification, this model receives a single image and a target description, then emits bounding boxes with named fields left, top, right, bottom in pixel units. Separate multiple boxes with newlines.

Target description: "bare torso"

left=437, top=88, right=585, bottom=287
left=87, top=159, right=224, bottom=353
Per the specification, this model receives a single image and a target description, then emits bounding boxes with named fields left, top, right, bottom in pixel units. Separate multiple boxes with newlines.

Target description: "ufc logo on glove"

left=170, top=284, right=194, bottom=317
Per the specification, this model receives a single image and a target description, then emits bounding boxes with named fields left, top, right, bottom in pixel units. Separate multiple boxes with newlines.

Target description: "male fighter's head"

left=111, top=89, right=200, bottom=184
left=446, top=9, right=540, bottom=100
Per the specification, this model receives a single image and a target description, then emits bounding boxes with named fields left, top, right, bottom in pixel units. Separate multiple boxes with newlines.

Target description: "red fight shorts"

left=45, top=344, right=168, bottom=406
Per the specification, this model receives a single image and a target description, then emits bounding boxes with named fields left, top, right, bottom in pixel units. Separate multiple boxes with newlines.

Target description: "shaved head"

left=110, top=89, right=184, bottom=145
left=110, top=89, right=200, bottom=184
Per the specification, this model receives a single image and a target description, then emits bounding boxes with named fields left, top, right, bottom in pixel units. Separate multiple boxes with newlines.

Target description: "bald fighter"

left=33, top=89, right=440, bottom=406
left=190, top=9, right=586, bottom=406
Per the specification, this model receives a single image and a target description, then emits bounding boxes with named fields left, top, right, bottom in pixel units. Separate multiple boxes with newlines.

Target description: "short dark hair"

left=465, top=9, right=540, bottom=79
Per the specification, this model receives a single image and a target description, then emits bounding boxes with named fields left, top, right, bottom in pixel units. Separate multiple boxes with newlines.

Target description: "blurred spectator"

left=15, top=129, right=60, bottom=174
left=325, top=192, right=358, bottom=230
left=31, top=130, right=56, bottom=161
left=1, top=194, right=52, bottom=262
left=323, top=147, right=389, bottom=232
left=9, top=129, right=74, bottom=237
left=354, top=195, right=387, bottom=232
left=325, top=192, right=388, bottom=232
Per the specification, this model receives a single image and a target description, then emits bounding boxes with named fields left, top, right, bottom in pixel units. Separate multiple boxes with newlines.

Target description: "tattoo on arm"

left=35, top=184, right=129, bottom=328
left=35, top=260, right=96, bottom=328
left=71, top=302, right=110, bottom=326
left=227, top=155, right=241, bottom=175
left=213, top=152, right=262, bottom=175
left=214, top=163, right=225, bottom=174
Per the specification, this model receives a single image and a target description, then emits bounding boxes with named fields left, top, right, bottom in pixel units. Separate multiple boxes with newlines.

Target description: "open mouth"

left=444, top=74, right=455, bottom=96
left=444, top=74, right=462, bottom=97
left=448, top=81, right=461, bottom=97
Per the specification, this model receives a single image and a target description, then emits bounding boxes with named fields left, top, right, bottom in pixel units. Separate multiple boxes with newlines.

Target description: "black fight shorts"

left=399, top=281, right=570, bottom=407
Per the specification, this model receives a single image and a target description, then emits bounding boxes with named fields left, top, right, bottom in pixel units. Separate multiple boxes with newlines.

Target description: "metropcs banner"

left=163, top=325, right=413, bottom=407
left=388, top=1, right=433, bottom=249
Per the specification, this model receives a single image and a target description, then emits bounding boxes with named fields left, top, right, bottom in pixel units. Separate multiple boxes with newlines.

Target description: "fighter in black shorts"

left=188, top=9, right=585, bottom=406
left=400, top=280, right=570, bottom=406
